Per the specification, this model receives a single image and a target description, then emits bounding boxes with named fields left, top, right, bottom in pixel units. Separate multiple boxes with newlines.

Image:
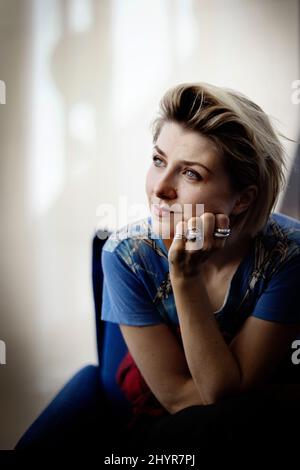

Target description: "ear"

left=231, top=185, right=258, bottom=216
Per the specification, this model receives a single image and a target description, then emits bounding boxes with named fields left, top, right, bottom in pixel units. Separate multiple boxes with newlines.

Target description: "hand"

left=168, top=212, right=230, bottom=279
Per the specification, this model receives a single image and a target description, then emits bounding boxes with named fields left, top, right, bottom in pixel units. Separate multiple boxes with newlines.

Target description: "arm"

left=120, top=323, right=204, bottom=414
left=171, top=274, right=300, bottom=402
left=229, top=316, right=300, bottom=390
left=101, top=240, right=203, bottom=414
left=121, top=278, right=300, bottom=413
left=169, top=215, right=300, bottom=404
left=170, top=274, right=241, bottom=403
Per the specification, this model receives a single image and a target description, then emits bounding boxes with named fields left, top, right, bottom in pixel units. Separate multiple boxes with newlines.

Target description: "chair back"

left=92, top=231, right=130, bottom=408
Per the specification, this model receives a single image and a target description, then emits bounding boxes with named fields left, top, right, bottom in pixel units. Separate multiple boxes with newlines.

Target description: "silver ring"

left=213, top=227, right=231, bottom=238
left=186, top=227, right=202, bottom=242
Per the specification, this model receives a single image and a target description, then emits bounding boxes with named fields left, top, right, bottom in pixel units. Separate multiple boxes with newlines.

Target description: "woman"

left=101, top=83, right=300, bottom=455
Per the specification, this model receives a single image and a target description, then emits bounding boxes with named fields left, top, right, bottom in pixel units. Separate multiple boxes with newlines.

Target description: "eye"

left=183, top=169, right=202, bottom=181
left=152, top=155, right=164, bottom=167
left=152, top=156, right=202, bottom=181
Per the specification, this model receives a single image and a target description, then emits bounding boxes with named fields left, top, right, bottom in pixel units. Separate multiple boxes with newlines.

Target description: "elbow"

left=164, top=378, right=204, bottom=415
left=167, top=397, right=203, bottom=415
left=167, top=389, right=225, bottom=413
left=164, top=375, right=243, bottom=415
left=201, top=388, right=238, bottom=406
left=197, top=376, right=243, bottom=405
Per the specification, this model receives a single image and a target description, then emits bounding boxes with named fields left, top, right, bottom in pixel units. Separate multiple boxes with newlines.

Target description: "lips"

left=152, top=204, right=175, bottom=217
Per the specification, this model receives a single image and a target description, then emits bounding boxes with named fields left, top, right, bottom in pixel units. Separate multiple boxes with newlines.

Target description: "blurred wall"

left=0, top=0, right=299, bottom=449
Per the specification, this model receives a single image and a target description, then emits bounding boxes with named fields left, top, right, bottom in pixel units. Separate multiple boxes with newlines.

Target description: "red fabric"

left=116, top=325, right=183, bottom=429
left=116, top=350, right=167, bottom=427
left=116, top=324, right=232, bottom=430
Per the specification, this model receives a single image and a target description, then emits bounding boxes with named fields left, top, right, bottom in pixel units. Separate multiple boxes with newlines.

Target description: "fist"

left=168, top=212, right=230, bottom=278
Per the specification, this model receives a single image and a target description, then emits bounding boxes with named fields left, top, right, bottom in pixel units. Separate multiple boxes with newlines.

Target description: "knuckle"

left=203, top=212, right=215, bottom=222
left=216, top=213, right=229, bottom=227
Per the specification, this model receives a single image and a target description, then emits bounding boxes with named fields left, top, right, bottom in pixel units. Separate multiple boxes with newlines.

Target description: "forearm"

left=171, top=274, right=242, bottom=404
left=167, top=376, right=205, bottom=414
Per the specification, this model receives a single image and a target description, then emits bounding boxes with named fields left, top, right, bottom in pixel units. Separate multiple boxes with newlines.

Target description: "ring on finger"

left=213, top=227, right=231, bottom=239
left=186, top=227, right=202, bottom=242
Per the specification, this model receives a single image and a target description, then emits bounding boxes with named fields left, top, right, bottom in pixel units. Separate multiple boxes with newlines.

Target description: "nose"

left=153, top=174, right=177, bottom=200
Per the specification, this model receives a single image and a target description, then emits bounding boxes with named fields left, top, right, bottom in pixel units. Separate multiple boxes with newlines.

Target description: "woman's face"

left=145, top=121, right=239, bottom=242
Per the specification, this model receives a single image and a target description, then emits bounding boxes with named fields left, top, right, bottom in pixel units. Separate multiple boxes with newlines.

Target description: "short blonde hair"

left=151, top=83, right=286, bottom=237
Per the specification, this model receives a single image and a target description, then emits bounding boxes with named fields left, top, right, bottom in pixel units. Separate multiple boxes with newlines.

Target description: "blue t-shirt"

left=101, top=212, right=300, bottom=382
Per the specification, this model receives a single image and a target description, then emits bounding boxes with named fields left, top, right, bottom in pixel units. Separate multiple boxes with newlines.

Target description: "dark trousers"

left=14, top=375, right=300, bottom=461
left=137, top=386, right=300, bottom=460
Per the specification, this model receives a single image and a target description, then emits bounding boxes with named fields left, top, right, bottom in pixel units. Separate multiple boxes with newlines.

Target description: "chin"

left=150, top=215, right=176, bottom=240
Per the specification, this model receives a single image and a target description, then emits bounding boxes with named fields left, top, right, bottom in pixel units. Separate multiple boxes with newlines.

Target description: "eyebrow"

left=153, top=145, right=213, bottom=174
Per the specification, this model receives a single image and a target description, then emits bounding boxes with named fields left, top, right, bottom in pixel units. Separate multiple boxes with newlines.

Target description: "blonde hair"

left=151, top=83, right=286, bottom=237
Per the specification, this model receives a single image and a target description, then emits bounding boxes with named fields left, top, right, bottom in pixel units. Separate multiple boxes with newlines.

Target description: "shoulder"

left=255, top=212, right=300, bottom=270
left=102, top=216, right=168, bottom=271
left=262, top=212, right=300, bottom=247
left=240, top=213, right=300, bottom=325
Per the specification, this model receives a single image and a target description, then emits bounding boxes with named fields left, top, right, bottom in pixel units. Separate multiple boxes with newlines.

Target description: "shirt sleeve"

left=101, top=243, right=164, bottom=326
left=251, top=254, right=300, bottom=324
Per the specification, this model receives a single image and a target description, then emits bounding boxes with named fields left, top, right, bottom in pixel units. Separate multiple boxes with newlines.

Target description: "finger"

left=168, top=220, right=188, bottom=269
left=214, top=213, right=230, bottom=248
left=201, top=212, right=216, bottom=251
left=186, top=216, right=204, bottom=251
left=172, top=220, right=188, bottom=250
